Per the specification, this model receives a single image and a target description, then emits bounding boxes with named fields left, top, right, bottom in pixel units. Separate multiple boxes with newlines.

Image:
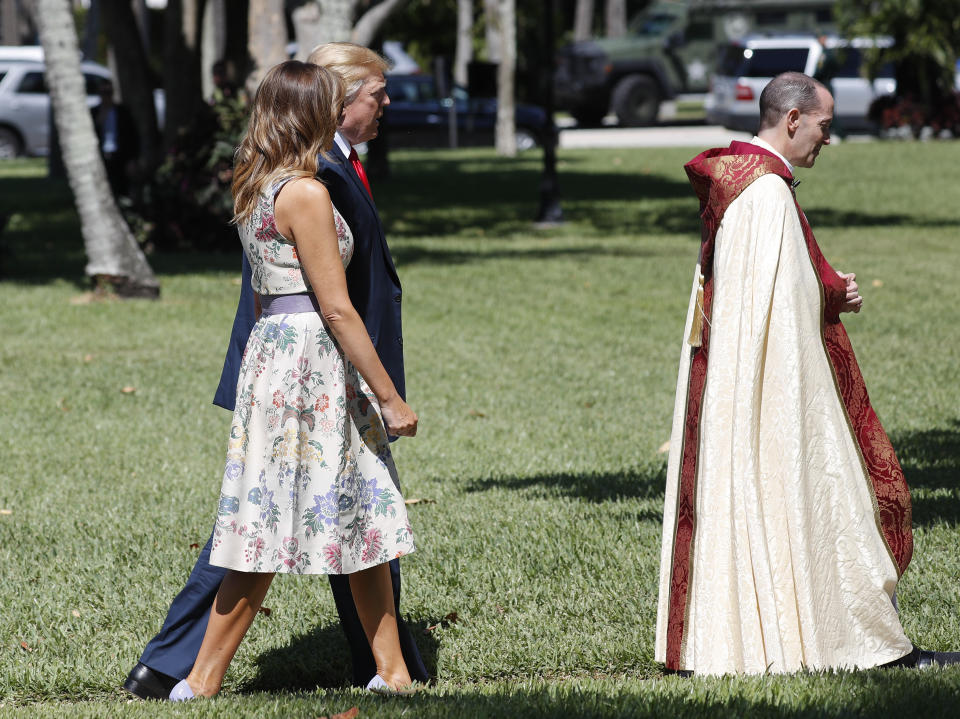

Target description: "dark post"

left=535, top=0, right=563, bottom=225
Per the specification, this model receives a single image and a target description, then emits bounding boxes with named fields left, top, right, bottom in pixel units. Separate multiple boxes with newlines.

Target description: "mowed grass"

left=1, top=140, right=959, bottom=717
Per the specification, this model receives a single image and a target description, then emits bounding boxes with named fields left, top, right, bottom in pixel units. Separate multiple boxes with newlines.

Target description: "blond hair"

left=231, top=61, right=344, bottom=224
left=306, top=42, right=390, bottom=104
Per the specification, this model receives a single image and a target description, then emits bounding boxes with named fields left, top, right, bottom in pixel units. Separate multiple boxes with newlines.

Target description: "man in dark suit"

left=123, top=43, right=426, bottom=700
left=91, top=79, right=139, bottom=198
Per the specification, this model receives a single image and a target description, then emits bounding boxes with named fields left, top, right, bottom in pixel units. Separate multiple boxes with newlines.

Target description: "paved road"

left=558, top=124, right=753, bottom=150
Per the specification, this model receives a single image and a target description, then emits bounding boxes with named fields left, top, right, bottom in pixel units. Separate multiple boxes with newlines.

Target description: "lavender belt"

left=259, top=293, right=321, bottom=316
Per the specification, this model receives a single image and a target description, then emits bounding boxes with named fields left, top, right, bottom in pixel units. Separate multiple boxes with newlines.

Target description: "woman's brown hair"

left=231, top=60, right=344, bottom=224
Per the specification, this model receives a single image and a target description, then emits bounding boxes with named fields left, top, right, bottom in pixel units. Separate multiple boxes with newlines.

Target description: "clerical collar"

left=750, top=136, right=793, bottom=175
left=334, top=131, right=351, bottom=158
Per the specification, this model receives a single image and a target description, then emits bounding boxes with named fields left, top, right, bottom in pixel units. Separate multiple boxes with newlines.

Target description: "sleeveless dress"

left=209, top=177, right=415, bottom=575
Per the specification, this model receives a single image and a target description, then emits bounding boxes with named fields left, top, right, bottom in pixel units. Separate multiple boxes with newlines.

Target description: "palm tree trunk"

left=101, top=0, right=161, bottom=173
left=573, top=0, right=594, bottom=42
left=34, top=0, right=159, bottom=297
left=352, top=0, right=408, bottom=48
left=247, top=0, right=288, bottom=95
left=494, top=0, right=516, bottom=156
left=605, top=0, right=626, bottom=38
left=454, top=0, right=473, bottom=87
left=290, top=0, right=353, bottom=61
left=163, top=0, right=206, bottom=150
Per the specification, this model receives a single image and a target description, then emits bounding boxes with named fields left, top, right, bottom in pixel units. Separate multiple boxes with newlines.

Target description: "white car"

left=0, top=46, right=113, bottom=158
left=706, top=35, right=896, bottom=133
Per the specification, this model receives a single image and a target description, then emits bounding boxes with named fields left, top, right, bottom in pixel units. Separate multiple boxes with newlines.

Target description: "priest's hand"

left=837, top=271, right=863, bottom=314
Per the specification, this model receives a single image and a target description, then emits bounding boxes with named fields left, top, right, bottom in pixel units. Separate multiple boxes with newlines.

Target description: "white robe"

left=655, top=174, right=912, bottom=674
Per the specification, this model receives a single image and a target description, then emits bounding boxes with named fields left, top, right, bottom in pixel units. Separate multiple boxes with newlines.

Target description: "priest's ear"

left=785, top=107, right=802, bottom=134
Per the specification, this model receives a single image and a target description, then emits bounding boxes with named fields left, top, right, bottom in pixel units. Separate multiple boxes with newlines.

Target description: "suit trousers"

left=138, top=532, right=428, bottom=685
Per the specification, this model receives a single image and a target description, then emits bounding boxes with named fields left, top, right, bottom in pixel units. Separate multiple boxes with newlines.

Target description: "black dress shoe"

left=880, top=646, right=960, bottom=669
left=122, top=662, right=181, bottom=700
left=917, top=649, right=960, bottom=668
left=880, top=646, right=922, bottom=668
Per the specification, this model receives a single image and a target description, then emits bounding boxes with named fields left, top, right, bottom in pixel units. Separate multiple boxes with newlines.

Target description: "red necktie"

left=348, top=147, right=373, bottom=198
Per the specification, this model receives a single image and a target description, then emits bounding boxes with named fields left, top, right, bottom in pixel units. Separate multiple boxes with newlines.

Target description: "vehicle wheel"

left=0, top=127, right=23, bottom=159
left=515, top=127, right=539, bottom=152
left=570, top=105, right=607, bottom=127
left=611, top=75, right=660, bottom=127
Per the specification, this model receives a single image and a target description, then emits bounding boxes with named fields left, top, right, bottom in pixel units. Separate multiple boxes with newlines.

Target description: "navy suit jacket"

left=212, top=143, right=405, bottom=410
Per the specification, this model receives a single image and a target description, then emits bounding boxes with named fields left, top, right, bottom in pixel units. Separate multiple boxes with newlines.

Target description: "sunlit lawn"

left=1, top=140, right=959, bottom=717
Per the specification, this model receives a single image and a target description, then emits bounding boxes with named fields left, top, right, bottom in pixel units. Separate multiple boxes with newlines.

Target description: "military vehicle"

left=555, top=0, right=836, bottom=126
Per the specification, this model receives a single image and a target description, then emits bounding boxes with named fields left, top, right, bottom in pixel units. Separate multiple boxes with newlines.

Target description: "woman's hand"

left=380, top=395, right=418, bottom=437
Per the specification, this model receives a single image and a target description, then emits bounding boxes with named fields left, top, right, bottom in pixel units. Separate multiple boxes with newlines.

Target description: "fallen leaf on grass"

left=425, top=612, right=459, bottom=633
left=583, top=401, right=594, bottom=408
left=69, top=293, right=96, bottom=305
left=189, top=543, right=200, bottom=550
left=120, top=386, right=137, bottom=394
left=0, top=509, right=12, bottom=515
left=657, top=441, right=671, bottom=454
left=468, top=409, right=486, bottom=418
left=872, top=279, right=884, bottom=288
left=258, top=607, right=272, bottom=617
left=19, top=641, right=30, bottom=652
left=317, top=707, right=359, bottom=719
left=404, top=498, right=435, bottom=506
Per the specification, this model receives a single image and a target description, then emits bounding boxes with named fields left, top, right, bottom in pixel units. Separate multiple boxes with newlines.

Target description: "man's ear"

left=785, top=108, right=801, bottom=134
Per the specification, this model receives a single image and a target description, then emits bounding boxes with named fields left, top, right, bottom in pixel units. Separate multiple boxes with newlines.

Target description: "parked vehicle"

left=554, top=0, right=835, bottom=127
left=706, top=35, right=896, bottom=132
left=383, top=73, right=548, bottom=151
left=0, top=46, right=113, bottom=158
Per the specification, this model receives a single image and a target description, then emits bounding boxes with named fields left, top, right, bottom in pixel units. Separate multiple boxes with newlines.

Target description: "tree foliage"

left=835, top=0, right=959, bottom=106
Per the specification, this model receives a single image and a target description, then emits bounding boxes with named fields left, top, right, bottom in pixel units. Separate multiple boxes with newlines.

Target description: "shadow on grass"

left=234, top=665, right=960, bottom=719
left=805, top=208, right=960, bottom=229
left=465, top=465, right=666, bottom=506
left=391, top=241, right=680, bottom=266
left=4, top=153, right=958, bottom=286
left=892, top=420, right=960, bottom=526
left=245, top=619, right=439, bottom=692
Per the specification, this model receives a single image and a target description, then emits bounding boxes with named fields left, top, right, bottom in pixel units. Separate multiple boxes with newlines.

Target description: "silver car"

left=706, top=35, right=896, bottom=133
left=0, top=46, right=112, bottom=158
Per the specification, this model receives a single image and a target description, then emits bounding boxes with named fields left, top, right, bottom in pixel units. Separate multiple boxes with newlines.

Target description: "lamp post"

left=535, top=0, right=563, bottom=226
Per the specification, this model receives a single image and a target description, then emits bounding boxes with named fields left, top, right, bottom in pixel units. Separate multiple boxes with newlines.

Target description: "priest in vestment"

left=655, top=72, right=956, bottom=675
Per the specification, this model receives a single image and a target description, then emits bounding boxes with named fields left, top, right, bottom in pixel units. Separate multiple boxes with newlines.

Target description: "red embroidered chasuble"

left=663, top=141, right=913, bottom=670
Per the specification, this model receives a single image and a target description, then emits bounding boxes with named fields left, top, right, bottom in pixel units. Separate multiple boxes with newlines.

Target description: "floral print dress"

left=209, top=176, right=415, bottom=575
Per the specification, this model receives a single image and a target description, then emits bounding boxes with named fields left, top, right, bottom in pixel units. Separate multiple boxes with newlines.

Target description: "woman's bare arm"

left=273, top=177, right=416, bottom=436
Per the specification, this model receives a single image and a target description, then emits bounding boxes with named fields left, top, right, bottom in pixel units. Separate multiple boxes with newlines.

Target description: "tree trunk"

left=163, top=0, right=206, bottom=150
left=605, top=0, right=626, bottom=38
left=201, top=0, right=227, bottom=100
left=352, top=0, right=408, bottom=48
left=482, top=0, right=500, bottom=62
left=573, top=0, right=594, bottom=42
left=494, top=0, right=515, bottom=156
left=101, top=0, right=161, bottom=173
left=34, top=0, right=159, bottom=296
left=81, top=0, right=100, bottom=59
left=454, top=0, right=473, bottom=87
left=247, top=0, right=288, bottom=95
left=291, top=0, right=353, bottom=61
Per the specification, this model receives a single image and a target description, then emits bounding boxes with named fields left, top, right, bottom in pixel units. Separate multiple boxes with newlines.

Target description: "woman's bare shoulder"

left=275, top=177, right=332, bottom=220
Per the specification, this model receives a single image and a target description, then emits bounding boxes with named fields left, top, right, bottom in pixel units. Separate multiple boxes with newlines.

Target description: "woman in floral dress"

left=168, top=61, right=418, bottom=700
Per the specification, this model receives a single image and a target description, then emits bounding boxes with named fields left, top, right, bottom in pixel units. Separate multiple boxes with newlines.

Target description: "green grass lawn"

left=1, top=141, right=959, bottom=717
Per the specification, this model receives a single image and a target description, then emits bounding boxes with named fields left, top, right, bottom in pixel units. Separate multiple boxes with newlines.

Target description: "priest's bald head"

left=757, top=72, right=834, bottom=169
